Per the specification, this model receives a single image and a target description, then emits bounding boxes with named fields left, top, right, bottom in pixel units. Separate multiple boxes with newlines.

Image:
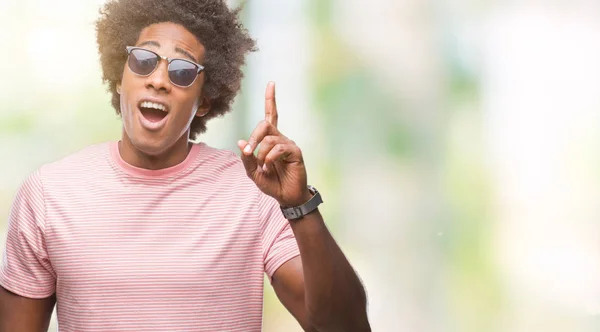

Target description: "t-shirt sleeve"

left=0, top=170, right=56, bottom=298
left=258, top=191, right=300, bottom=280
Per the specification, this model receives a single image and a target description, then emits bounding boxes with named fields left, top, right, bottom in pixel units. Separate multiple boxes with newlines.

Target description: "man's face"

left=118, top=22, right=208, bottom=156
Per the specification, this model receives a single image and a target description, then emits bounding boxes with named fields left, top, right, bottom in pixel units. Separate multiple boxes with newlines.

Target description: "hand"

left=238, top=82, right=312, bottom=207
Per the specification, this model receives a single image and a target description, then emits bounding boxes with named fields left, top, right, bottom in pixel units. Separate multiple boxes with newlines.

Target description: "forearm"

left=289, top=210, right=370, bottom=331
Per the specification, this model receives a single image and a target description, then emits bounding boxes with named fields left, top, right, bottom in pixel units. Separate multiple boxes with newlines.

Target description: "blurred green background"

left=2, top=0, right=600, bottom=331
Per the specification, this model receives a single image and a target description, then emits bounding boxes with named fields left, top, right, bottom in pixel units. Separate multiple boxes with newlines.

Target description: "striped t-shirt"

left=0, top=141, right=300, bottom=331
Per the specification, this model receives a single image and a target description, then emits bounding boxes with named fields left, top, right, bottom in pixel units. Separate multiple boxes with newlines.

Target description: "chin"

left=126, top=129, right=172, bottom=157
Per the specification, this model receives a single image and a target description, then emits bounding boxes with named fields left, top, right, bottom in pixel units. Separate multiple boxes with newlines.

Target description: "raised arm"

left=272, top=213, right=370, bottom=331
left=238, top=82, right=370, bottom=331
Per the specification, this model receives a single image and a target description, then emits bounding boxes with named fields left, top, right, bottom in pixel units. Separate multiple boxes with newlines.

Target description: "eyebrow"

left=136, top=40, right=199, bottom=63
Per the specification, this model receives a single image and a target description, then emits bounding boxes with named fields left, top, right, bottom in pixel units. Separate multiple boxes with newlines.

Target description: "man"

left=0, top=0, right=370, bottom=331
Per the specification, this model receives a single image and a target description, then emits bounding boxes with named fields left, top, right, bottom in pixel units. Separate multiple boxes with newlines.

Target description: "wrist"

left=280, top=185, right=323, bottom=220
left=280, top=189, right=313, bottom=208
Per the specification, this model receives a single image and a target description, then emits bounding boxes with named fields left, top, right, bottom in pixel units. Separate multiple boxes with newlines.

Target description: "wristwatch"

left=280, top=185, right=323, bottom=220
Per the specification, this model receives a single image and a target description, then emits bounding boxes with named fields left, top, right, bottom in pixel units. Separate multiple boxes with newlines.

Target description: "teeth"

left=141, top=101, right=166, bottom=112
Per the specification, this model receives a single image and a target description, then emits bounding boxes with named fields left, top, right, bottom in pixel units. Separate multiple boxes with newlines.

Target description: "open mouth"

left=139, top=101, right=168, bottom=123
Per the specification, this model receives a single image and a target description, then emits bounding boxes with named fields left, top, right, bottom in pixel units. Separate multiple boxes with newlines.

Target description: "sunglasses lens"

left=169, top=60, right=199, bottom=87
left=128, top=49, right=159, bottom=76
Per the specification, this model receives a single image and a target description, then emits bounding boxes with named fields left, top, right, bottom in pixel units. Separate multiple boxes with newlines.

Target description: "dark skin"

left=0, top=289, right=55, bottom=332
left=0, top=22, right=370, bottom=332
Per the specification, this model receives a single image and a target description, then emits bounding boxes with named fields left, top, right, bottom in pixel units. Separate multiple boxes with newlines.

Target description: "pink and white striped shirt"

left=0, top=141, right=300, bottom=331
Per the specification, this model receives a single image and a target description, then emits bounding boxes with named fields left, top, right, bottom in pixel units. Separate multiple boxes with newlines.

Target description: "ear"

left=195, top=96, right=211, bottom=117
left=116, top=83, right=121, bottom=95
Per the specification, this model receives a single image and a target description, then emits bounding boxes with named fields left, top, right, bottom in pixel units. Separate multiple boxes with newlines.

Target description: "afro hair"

left=95, top=0, right=256, bottom=139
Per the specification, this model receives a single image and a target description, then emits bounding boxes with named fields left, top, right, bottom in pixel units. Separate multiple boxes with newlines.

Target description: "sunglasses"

left=125, top=46, right=205, bottom=87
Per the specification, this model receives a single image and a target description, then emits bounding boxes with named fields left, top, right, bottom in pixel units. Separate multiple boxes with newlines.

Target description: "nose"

left=145, top=60, right=172, bottom=93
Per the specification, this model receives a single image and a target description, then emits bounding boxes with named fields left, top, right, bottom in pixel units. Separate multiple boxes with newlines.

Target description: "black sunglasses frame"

left=125, top=46, right=205, bottom=88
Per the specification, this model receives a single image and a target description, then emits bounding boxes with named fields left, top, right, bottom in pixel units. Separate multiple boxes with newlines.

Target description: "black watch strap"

left=280, top=185, right=323, bottom=220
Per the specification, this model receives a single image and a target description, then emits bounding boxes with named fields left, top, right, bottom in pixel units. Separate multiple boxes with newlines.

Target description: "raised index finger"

left=265, top=81, right=278, bottom=128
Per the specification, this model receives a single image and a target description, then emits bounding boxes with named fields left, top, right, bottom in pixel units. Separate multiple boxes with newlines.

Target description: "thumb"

left=237, top=139, right=259, bottom=180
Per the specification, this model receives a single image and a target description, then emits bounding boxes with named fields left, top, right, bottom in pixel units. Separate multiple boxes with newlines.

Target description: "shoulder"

left=38, top=142, right=110, bottom=177
left=28, top=142, right=112, bottom=191
left=197, top=143, right=241, bottom=167
left=193, top=143, right=258, bottom=193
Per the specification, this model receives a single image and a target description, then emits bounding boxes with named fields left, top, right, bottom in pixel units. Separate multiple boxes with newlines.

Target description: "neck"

left=119, top=133, right=192, bottom=170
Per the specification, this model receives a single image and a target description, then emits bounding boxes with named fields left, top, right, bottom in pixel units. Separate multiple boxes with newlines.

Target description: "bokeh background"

left=2, top=0, right=600, bottom=331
